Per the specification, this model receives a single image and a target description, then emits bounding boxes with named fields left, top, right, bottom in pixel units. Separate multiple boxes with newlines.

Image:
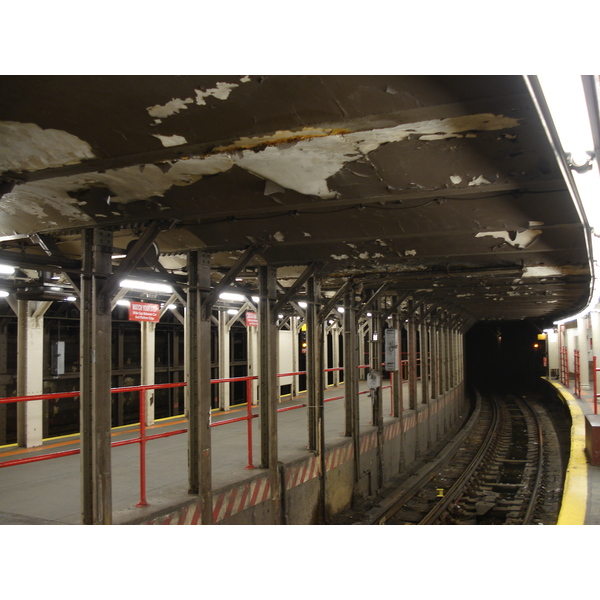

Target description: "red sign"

left=245, top=311, right=258, bottom=327
left=129, top=301, right=160, bottom=322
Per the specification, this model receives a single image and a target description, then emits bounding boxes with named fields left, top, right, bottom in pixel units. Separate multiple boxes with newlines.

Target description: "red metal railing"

left=574, top=350, right=581, bottom=399
left=0, top=362, right=411, bottom=507
left=560, top=346, right=569, bottom=387
left=593, top=356, right=599, bottom=415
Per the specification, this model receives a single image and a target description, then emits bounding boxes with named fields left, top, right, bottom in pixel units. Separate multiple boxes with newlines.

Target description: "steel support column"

left=430, top=316, right=439, bottom=401
left=186, top=251, right=213, bottom=524
left=407, top=303, right=418, bottom=410
left=419, top=308, right=429, bottom=405
left=391, top=312, right=404, bottom=417
left=370, top=299, right=384, bottom=490
left=258, top=266, right=280, bottom=523
left=307, top=275, right=323, bottom=453
left=343, top=291, right=360, bottom=489
left=306, top=274, right=326, bottom=521
left=80, top=228, right=113, bottom=525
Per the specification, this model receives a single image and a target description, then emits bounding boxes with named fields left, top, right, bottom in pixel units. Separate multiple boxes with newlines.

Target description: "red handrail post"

left=595, top=356, right=598, bottom=415
left=245, top=378, right=255, bottom=470
left=136, top=388, right=149, bottom=507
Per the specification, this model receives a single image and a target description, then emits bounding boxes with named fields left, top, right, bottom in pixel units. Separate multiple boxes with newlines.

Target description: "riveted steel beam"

left=79, top=227, right=113, bottom=524
left=186, top=250, right=213, bottom=523
left=258, top=265, right=280, bottom=523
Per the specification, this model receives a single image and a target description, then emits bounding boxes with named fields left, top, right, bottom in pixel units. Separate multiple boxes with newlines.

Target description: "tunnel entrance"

left=465, top=321, right=546, bottom=392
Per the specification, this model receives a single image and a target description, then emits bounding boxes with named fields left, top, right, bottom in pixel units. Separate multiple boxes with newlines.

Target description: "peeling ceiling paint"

left=0, top=121, right=96, bottom=173
left=475, top=229, right=542, bottom=249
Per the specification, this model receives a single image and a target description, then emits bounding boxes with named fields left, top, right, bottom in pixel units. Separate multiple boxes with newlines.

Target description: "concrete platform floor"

left=0, top=378, right=420, bottom=524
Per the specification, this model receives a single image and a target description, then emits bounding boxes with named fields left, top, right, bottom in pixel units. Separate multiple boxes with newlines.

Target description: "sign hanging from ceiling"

left=245, top=311, right=258, bottom=327
left=129, top=301, right=160, bottom=323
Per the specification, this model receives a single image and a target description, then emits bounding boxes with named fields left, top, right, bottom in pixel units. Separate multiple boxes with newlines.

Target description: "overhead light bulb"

left=219, top=292, right=245, bottom=302
left=0, top=264, right=15, bottom=275
left=119, top=279, right=173, bottom=294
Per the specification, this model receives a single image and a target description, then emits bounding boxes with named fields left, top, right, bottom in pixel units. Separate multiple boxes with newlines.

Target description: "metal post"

left=370, top=298, right=383, bottom=490
left=419, top=309, right=429, bottom=405
left=430, top=317, right=439, bottom=401
left=343, top=291, right=360, bottom=490
left=258, top=266, right=280, bottom=522
left=391, top=312, right=404, bottom=417
left=136, top=388, right=149, bottom=507
left=140, top=321, right=156, bottom=425
left=80, top=227, right=113, bottom=525
left=186, top=251, right=213, bottom=524
left=218, top=310, right=231, bottom=411
left=307, top=275, right=323, bottom=453
left=407, top=303, right=417, bottom=410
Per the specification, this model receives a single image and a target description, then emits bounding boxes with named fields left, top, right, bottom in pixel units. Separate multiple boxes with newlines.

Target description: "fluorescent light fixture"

left=111, top=254, right=127, bottom=259
left=366, top=312, right=372, bottom=317
left=119, top=279, right=173, bottom=294
left=116, top=299, right=130, bottom=306
left=65, top=296, right=77, bottom=302
left=337, top=306, right=345, bottom=313
left=298, top=301, right=308, bottom=308
left=227, top=308, right=238, bottom=315
left=0, top=264, right=15, bottom=275
left=252, top=296, right=260, bottom=303
left=168, top=304, right=177, bottom=310
left=219, top=292, right=245, bottom=302
left=532, top=75, right=600, bottom=325
left=0, top=290, right=8, bottom=297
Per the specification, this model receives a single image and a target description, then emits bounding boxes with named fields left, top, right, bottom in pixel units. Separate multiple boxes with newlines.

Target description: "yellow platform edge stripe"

left=546, top=380, right=588, bottom=525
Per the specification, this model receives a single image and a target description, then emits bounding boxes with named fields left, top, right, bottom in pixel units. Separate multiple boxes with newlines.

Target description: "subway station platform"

left=545, top=378, right=600, bottom=525
left=3, top=376, right=599, bottom=525
left=0, top=378, right=421, bottom=525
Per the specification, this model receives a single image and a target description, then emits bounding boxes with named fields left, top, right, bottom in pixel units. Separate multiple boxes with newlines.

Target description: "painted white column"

left=17, top=301, right=51, bottom=448
left=141, top=320, right=156, bottom=425
left=218, top=310, right=231, bottom=411
left=546, top=328, right=560, bottom=378
left=247, top=316, right=259, bottom=405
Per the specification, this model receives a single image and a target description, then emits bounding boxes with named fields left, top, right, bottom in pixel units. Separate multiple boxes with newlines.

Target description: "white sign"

left=384, top=328, right=399, bottom=371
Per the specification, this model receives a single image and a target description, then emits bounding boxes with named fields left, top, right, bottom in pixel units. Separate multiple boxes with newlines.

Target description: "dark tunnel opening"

left=465, top=320, right=546, bottom=392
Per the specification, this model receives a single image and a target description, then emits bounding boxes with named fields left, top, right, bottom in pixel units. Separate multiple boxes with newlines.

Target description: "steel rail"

left=418, top=392, right=501, bottom=524
left=521, top=399, right=545, bottom=524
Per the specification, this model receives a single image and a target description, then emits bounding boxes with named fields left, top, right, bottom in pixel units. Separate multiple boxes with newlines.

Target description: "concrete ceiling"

left=0, top=75, right=592, bottom=326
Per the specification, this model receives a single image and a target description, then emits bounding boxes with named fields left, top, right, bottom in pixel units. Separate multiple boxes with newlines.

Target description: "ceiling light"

left=0, top=264, right=15, bottom=275
left=0, top=291, right=8, bottom=297
left=65, top=296, right=77, bottom=302
left=227, top=308, right=238, bottom=315
left=298, top=301, right=307, bottom=308
left=116, top=299, right=130, bottom=306
left=119, top=279, right=173, bottom=294
left=219, top=292, right=245, bottom=302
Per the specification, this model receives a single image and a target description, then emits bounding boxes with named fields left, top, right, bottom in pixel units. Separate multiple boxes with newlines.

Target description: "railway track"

left=359, top=388, right=566, bottom=525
